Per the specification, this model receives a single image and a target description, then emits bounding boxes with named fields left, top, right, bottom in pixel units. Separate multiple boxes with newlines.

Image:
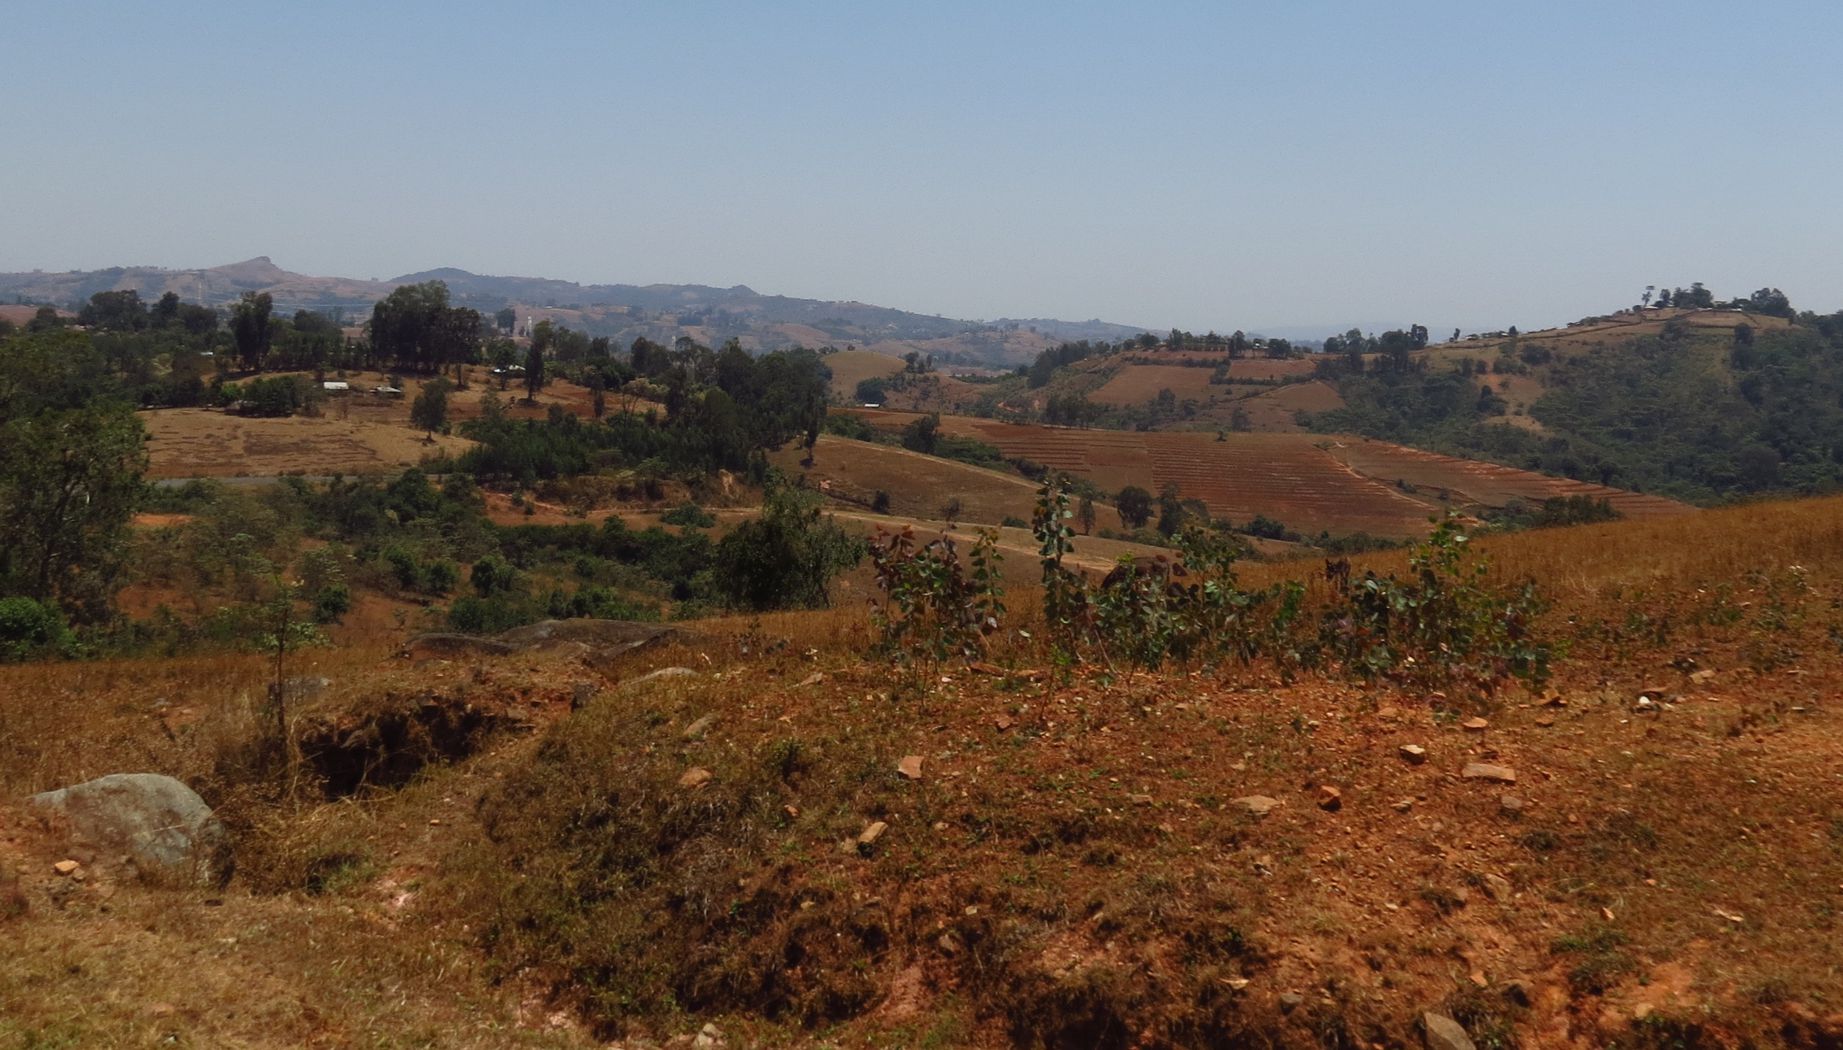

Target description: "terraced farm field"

left=1324, top=439, right=1690, bottom=519
left=845, top=411, right=1689, bottom=537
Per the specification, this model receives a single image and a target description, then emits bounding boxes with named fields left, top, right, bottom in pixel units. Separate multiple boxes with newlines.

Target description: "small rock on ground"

left=625, top=667, right=697, bottom=690
left=1461, top=762, right=1517, bottom=784
left=1232, top=795, right=1282, bottom=817
left=1422, top=1011, right=1477, bottom=1050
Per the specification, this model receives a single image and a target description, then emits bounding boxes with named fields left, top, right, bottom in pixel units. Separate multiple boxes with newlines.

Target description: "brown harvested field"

left=1090, top=363, right=1220, bottom=406
left=1325, top=438, right=1691, bottom=519
left=0, top=305, right=62, bottom=326
left=849, top=412, right=1442, bottom=535
left=769, top=435, right=1062, bottom=526
left=1230, top=378, right=1343, bottom=430
left=140, top=410, right=472, bottom=479
left=844, top=411, right=1686, bottom=537
left=1221, top=357, right=1317, bottom=382
left=820, top=348, right=907, bottom=401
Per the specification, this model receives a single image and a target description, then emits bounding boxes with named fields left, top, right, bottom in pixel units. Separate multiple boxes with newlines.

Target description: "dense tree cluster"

left=367, top=281, right=484, bottom=374
left=0, top=329, right=147, bottom=624
left=460, top=342, right=829, bottom=485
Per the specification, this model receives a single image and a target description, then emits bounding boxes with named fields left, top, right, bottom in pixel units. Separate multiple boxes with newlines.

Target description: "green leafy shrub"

left=867, top=525, right=1004, bottom=661
left=1319, top=516, right=1554, bottom=698
left=0, top=597, right=72, bottom=662
left=661, top=502, right=716, bottom=528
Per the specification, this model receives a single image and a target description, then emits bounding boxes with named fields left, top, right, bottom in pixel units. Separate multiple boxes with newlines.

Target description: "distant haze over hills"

left=0, top=258, right=1146, bottom=365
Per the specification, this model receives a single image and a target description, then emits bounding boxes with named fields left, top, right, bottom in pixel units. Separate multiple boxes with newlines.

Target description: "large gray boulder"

left=29, top=773, right=231, bottom=887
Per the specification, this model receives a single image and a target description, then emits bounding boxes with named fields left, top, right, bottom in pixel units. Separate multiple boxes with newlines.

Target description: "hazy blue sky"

left=2, top=2, right=1837, bottom=332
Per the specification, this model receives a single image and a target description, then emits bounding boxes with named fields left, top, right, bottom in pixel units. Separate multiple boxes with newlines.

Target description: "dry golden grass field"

left=141, top=410, right=473, bottom=479
left=139, top=373, right=633, bottom=478
left=7, top=497, right=1843, bottom=1047
left=822, top=349, right=909, bottom=401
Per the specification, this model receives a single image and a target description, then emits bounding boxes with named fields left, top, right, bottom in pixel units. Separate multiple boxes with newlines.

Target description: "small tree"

left=524, top=342, right=546, bottom=403
left=901, top=412, right=940, bottom=454
left=410, top=378, right=451, bottom=436
left=1076, top=495, right=1096, bottom=535
left=1116, top=485, right=1153, bottom=529
left=712, top=480, right=864, bottom=610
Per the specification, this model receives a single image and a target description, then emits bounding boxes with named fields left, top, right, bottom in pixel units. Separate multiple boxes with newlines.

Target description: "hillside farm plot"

left=821, top=349, right=908, bottom=401
left=1219, top=358, right=1318, bottom=382
left=1325, top=438, right=1691, bottom=519
left=924, top=417, right=1441, bottom=536
left=140, top=410, right=471, bottom=479
left=767, top=435, right=1084, bottom=526
left=1229, top=379, right=1344, bottom=430
left=1090, top=363, right=1222, bottom=407
left=844, top=412, right=1686, bottom=537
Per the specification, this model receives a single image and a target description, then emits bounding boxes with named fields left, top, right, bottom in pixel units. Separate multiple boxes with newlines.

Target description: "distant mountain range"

left=0, top=258, right=1145, bottom=366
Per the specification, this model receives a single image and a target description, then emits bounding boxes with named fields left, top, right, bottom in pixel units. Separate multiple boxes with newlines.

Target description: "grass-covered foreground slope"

left=6, top=496, right=1843, bottom=1047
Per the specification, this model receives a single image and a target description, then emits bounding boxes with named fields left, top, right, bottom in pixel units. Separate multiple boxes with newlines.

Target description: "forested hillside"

left=1310, top=303, right=1843, bottom=503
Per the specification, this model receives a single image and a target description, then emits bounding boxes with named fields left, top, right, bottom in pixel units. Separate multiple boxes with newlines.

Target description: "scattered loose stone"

left=1399, top=744, right=1428, bottom=765
left=52, top=860, right=80, bottom=877
left=1499, top=794, right=1527, bottom=816
left=994, top=714, right=1015, bottom=731
left=1422, top=1011, right=1477, bottom=1050
left=1534, top=716, right=1556, bottom=728
left=570, top=682, right=597, bottom=710
left=1634, top=697, right=1658, bottom=713
left=797, top=672, right=825, bottom=688
left=625, top=666, right=697, bottom=690
left=1279, top=993, right=1303, bottom=1013
left=897, top=755, right=924, bottom=780
left=1462, top=763, right=1517, bottom=784
left=1231, top=795, right=1282, bottom=817
left=682, top=714, right=716, bottom=741
left=1128, top=793, right=1154, bottom=806
left=678, top=767, right=713, bottom=789
left=857, top=821, right=889, bottom=851
left=1689, top=669, right=1717, bottom=684
left=694, top=1021, right=725, bottom=1047
left=1483, top=873, right=1513, bottom=902
left=1317, top=785, right=1343, bottom=811
left=1461, top=717, right=1489, bottom=732
left=1392, top=799, right=1414, bottom=813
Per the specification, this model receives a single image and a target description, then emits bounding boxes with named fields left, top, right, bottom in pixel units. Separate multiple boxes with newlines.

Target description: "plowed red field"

left=846, top=411, right=1690, bottom=537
